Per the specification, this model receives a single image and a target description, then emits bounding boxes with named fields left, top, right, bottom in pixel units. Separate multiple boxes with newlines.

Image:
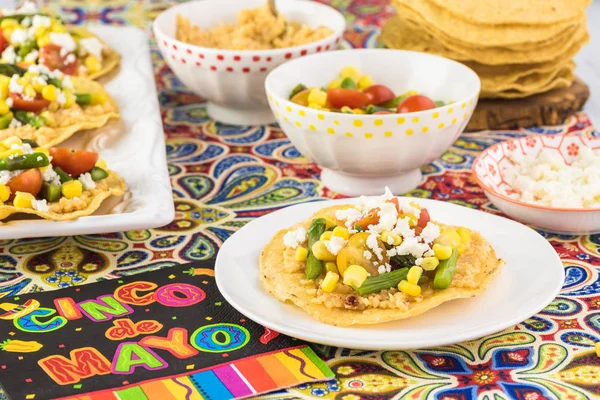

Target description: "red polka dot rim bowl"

left=152, top=0, right=345, bottom=126
left=264, top=49, right=481, bottom=196
left=473, top=134, right=600, bottom=235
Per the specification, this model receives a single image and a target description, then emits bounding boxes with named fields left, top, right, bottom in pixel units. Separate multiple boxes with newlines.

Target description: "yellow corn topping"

left=91, top=92, right=107, bottom=105
left=0, top=76, right=10, bottom=100
left=352, top=108, right=365, bottom=114
left=84, top=55, right=101, bottom=73
left=343, top=265, right=368, bottom=288
left=398, top=280, right=421, bottom=296
left=332, top=226, right=350, bottom=240
left=421, top=256, right=440, bottom=271
left=61, top=180, right=83, bottom=199
left=328, top=77, right=342, bottom=89
left=13, top=192, right=35, bottom=209
left=320, top=231, right=333, bottom=241
left=307, top=88, right=327, bottom=107
left=95, top=157, right=107, bottom=169
left=51, top=23, right=67, bottom=33
left=311, top=240, right=336, bottom=261
left=0, top=148, right=22, bottom=159
left=457, top=227, right=471, bottom=246
left=323, top=217, right=336, bottom=229
left=0, top=100, right=9, bottom=115
left=407, top=266, right=423, bottom=285
left=0, top=184, right=10, bottom=202
left=380, top=231, right=402, bottom=246
left=1, top=136, right=21, bottom=148
left=409, top=201, right=421, bottom=209
left=320, top=271, right=339, bottom=293
left=0, top=19, right=18, bottom=29
left=63, top=90, right=76, bottom=108
left=340, top=66, right=360, bottom=81
left=23, top=84, right=36, bottom=99
left=324, top=261, right=339, bottom=274
left=432, top=243, right=453, bottom=260
left=1, top=28, right=13, bottom=40
left=37, top=33, right=51, bottom=48
left=41, top=85, right=58, bottom=101
left=357, top=75, right=374, bottom=90
left=340, top=106, right=353, bottom=113
left=40, top=111, right=55, bottom=127
left=295, top=247, right=308, bottom=262
left=436, top=229, right=461, bottom=248
left=33, top=25, right=47, bottom=39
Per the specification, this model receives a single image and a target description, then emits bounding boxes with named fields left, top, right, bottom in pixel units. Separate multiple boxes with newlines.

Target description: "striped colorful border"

left=61, top=346, right=333, bottom=400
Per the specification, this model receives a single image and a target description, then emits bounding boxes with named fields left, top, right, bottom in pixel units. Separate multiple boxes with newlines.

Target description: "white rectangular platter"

left=0, top=26, right=174, bottom=239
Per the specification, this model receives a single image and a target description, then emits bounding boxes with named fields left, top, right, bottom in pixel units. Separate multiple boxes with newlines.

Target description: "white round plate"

left=215, top=198, right=564, bottom=350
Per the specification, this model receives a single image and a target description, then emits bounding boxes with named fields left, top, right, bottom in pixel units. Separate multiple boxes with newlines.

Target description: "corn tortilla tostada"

left=0, top=3, right=120, bottom=79
left=0, top=63, right=119, bottom=148
left=0, top=135, right=125, bottom=221
left=260, top=191, right=504, bottom=326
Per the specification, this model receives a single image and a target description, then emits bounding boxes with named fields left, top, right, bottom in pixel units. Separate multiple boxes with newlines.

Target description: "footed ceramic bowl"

left=153, top=0, right=345, bottom=126
left=473, top=134, right=600, bottom=234
left=265, top=49, right=480, bottom=195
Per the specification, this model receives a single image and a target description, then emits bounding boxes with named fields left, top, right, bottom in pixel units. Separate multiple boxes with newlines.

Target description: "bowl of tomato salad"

left=265, top=49, right=480, bottom=196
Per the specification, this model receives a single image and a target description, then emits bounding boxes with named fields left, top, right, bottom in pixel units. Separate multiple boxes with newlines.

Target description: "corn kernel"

left=398, top=280, right=421, bottom=297
left=1, top=136, right=22, bottom=148
left=311, top=240, right=336, bottom=261
left=61, top=180, right=83, bottom=199
left=323, top=217, right=336, bottom=230
left=405, top=90, right=418, bottom=96
left=457, top=244, right=466, bottom=255
left=457, top=227, right=471, bottom=246
left=327, top=77, right=342, bottom=89
left=421, top=257, right=439, bottom=271
left=41, top=84, right=58, bottom=101
left=51, top=24, right=67, bottom=33
left=33, top=25, right=47, bottom=39
left=340, top=106, right=353, bottom=113
left=380, top=231, right=402, bottom=246
left=295, top=246, right=308, bottom=262
left=84, top=56, right=101, bottom=74
left=48, top=101, right=59, bottom=112
left=40, top=111, right=55, bottom=127
left=91, top=92, right=107, bottom=105
left=406, top=214, right=418, bottom=226
left=34, top=147, right=49, bottom=157
left=332, top=226, right=350, bottom=240
left=23, top=84, right=36, bottom=98
left=16, top=77, right=27, bottom=87
left=320, top=231, right=333, bottom=241
left=320, top=271, right=339, bottom=293
left=63, top=90, right=75, bottom=108
left=0, top=19, right=18, bottom=29
left=0, top=184, right=10, bottom=202
left=0, top=147, right=22, bottom=159
left=357, top=75, right=374, bottom=90
left=307, top=88, right=327, bottom=107
left=407, top=266, right=423, bottom=285
left=595, top=342, right=600, bottom=357
left=95, top=157, right=107, bottom=169
left=0, top=75, right=9, bottom=100
left=409, top=201, right=421, bottom=210
left=307, top=102, right=322, bottom=110
left=0, top=100, right=9, bottom=115
left=343, top=265, right=368, bottom=288
left=37, top=33, right=51, bottom=48
left=433, top=243, right=453, bottom=260
left=352, top=108, right=365, bottom=114
left=340, top=66, right=360, bottom=81
left=13, top=191, right=35, bottom=209
left=436, top=229, right=461, bottom=248
left=324, top=261, right=339, bottom=274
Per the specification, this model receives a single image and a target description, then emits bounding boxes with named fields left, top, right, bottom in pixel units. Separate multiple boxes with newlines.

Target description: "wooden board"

left=467, top=78, right=590, bottom=131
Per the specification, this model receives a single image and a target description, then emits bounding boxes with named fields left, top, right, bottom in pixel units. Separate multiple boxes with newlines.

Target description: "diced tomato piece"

left=417, top=208, right=430, bottom=228
left=9, top=93, right=50, bottom=112
left=326, top=88, right=370, bottom=109
left=387, top=197, right=400, bottom=213
left=0, top=30, right=8, bottom=54
left=356, top=209, right=380, bottom=229
left=39, top=44, right=78, bottom=75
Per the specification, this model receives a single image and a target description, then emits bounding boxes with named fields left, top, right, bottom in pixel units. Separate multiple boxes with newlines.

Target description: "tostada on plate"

left=0, top=63, right=119, bottom=147
left=0, top=135, right=124, bottom=221
left=0, top=2, right=120, bottom=79
left=260, top=189, right=504, bottom=326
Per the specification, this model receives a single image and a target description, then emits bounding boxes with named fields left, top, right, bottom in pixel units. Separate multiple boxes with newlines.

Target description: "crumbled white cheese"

left=8, top=118, right=22, bottom=128
left=377, top=265, right=386, bottom=274
left=419, top=222, right=440, bottom=243
left=370, top=201, right=397, bottom=233
left=79, top=65, right=88, bottom=74
left=32, top=75, right=47, bottom=88
left=386, top=248, right=397, bottom=257
left=335, top=207, right=363, bottom=229
left=366, top=233, right=384, bottom=261
left=79, top=37, right=104, bottom=61
left=31, top=199, right=49, bottom=212
left=56, top=90, right=66, bottom=105
left=394, top=236, right=431, bottom=259
left=415, top=257, right=423, bottom=266
left=324, top=236, right=346, bottom=256
left=0, top=170, right=23, bottom=185
left=24, top=49, right=38, bottom=63
left=502, top=147, right=600, bottom=208
left=61, top=76, right=73, bottom=90
left=65, top=53, right=76, bottom=65
left=283, top=227, right=306, bottom=249
left=10, top=29, right=30, bottom=46
left=21, top=17, right=31, bottom=27
left=21, top=143, right=33, bottom=154
left=3, top=1, right=38, bottom=15
left=59, top=47, right=68, bottom=58
left=400, top=202, right=421, bottom=219
left=9, top=74, right=23, bottom=94
left=78, top=172, right=96, bottom=190
left=363, top=250, right=372, bottom=260
left=392, top=217, right=415, bottom=239
left=42, top=165, right=61, bottom=187
left=31, top=15, right=52, bottom=28
left=50, top=33, right=76, bottom=52
left=357, top=195, right=379, bottom=213
left=1, top=46, right=16, bottom=64
left=5, top=97, right=13, bottom=107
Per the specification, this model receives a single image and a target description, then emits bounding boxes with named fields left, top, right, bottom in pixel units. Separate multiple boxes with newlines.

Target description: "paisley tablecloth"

left=2, top=1, right=599, bottom=399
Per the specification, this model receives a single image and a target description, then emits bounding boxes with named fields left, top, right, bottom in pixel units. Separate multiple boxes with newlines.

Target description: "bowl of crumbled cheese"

left=473, top=134, right=600, bottom=234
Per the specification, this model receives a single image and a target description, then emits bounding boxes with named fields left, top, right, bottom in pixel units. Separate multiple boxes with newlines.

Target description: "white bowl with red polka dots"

left=265, top=49, right=480, bottom=195
left=473, top=134, right=600, bottom=234
left=153, top=0, right=345, bottom=126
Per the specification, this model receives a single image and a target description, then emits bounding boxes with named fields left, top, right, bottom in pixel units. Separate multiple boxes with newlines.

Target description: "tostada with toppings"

left=260, top=189, right=504, bottom=326
left=0, top=135, right=124, bottom=221
left=0, top=2, right=120, bottom=79
left=0, top=63, right=119, bottom=148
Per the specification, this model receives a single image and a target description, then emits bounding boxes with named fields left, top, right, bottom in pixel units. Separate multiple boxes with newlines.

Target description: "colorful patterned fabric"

left=2, top=1, right=599, bottom=399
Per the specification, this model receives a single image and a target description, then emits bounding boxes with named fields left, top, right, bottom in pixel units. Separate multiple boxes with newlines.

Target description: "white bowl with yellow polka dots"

left=265, top=49, right=480, bottom=196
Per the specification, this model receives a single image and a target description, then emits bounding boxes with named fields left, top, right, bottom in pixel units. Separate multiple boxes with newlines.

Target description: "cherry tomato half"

left=373, top=111, right=392, bottom=114
left=327, top=88, right=370, bottom=109
left=355, top=209, right=380, bottom=230
left=336, top=232, right=384, bottom=277
left=0, top=31, right=8, bottom=54
left=49, top=148, right=99, bottom=177
left=397, top=95, right=436, bottom=113
left=9, top=93, right=50, bottom=112
left=39, top=44, right=78, bottom=75
left=363, top=84, right=395, bottom=105
left=8, top=169, right=42, bottom=197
